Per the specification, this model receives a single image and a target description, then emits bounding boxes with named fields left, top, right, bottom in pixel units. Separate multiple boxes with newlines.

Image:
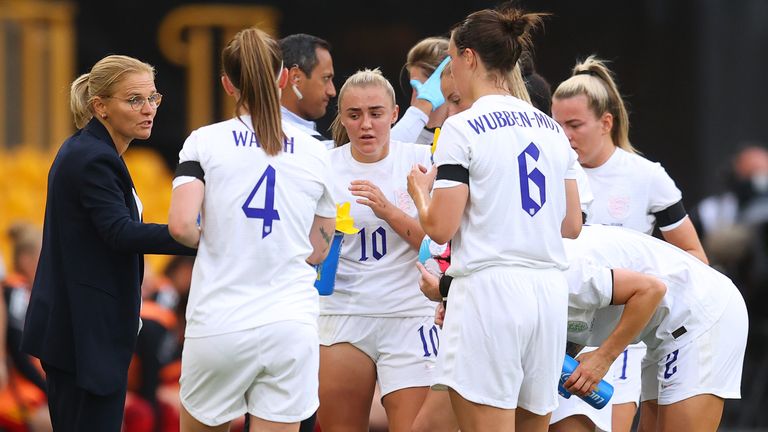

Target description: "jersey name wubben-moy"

left=433, top=95, right=577, bottom=276
left=564, top=225, right=738, bottom=360
left=320, top=141, right=436, bottom=317
left=174, top=118, right=335, bottom=338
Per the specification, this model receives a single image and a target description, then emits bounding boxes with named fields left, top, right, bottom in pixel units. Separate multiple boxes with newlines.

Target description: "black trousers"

left=43, top=363, right=127, bottom=432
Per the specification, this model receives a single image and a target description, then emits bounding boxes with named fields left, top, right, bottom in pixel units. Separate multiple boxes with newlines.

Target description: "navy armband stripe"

left=436, top=164, right=469, bottom=185
left=175, top=161, right=205, bottom=183
left=653, top=200, right=686, bottom=228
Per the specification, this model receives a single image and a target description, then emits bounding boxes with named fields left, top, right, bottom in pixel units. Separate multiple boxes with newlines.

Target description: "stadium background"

left=0, top=0, right=766, bottom=429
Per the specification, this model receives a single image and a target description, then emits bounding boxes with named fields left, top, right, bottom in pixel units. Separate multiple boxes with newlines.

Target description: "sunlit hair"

left=451, top=5, right=546, bottom=91
left=406, top=37, right=449, bottom=77
left=331, top=68, right=396, bottom=146
left=552, top=55, right=636, bottom=154
left=222, top=27, right=285, bottom=156
left=508, top=62, right=531, bottom=104
left=70, top=55, right=155, bottom=129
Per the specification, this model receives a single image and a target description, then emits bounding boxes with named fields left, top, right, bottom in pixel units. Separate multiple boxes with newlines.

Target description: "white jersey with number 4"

left=564, top=225, right=739, bottom=361
left=174, top=117, right=336, bottom=338
left=433, top=95, right=578, bottom=276
left=320, top=141, right=435, bottom=317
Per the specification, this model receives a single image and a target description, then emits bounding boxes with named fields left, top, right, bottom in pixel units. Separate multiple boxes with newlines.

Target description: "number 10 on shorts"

left=418, top=325, right=439, bottom=357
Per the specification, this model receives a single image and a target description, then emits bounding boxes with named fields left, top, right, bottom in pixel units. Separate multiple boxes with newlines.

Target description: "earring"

left=291, top=84, right=303, bottom=100
left=101, top=114, right=107, bottom=119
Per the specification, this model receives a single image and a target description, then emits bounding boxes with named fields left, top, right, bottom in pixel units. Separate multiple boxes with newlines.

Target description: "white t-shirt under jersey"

left=320, top=141, right=435, bottom=317
left=585, top=147, right=684, bottom=233
left=174, top=118, right=336, bottom=338
left=564, top=225, right=738, bottom=361
left=432, top=94, right=578, bottom=276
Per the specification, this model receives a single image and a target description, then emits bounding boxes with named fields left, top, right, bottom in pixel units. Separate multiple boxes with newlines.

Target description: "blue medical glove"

left=410, top=57, right=451, bottom=111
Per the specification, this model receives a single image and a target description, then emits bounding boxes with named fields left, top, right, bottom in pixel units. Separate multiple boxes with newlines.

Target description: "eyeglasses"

left=102, top=93, right=163, bottom=111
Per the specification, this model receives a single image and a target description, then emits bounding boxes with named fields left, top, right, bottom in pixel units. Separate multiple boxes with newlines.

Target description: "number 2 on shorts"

left=664, top=349, right=680, bottom=379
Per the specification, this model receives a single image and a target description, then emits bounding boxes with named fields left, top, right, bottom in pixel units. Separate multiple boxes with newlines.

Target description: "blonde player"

left=317, top=69, right=437, bottom=432
left=168, top=28, right=336, bottom=432
left=562, top=225, right=746, bottom=432
left=550, top=55, right=708, bottom=432
left=408, top=6, right=582, bottom=432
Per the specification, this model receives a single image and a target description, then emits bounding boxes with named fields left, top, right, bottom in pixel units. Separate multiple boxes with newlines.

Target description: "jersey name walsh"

left=231, top=130, right=296, bottom=154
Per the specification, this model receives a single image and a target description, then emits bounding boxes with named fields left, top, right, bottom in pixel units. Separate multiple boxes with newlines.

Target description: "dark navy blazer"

left=21, top=118, right=195, bottom=396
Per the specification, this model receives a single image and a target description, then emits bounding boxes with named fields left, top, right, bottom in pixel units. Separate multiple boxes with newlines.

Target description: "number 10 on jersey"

left=242, top=165, right=280, bottom=238
left=358, top=226, right=387, bottom=261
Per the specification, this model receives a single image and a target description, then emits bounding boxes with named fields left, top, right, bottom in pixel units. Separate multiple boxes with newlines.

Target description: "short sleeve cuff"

left=595, top=268, right=614, bottom=308
left=172, top=176, right=198, bottom=189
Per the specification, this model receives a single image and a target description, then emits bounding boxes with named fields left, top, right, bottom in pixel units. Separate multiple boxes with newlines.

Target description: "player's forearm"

left=411, top=189, right=448, bottom=244
left=168, top=220, right=200, bottom=248
left=383, top=208, right=425, bottom=250
left=168, top=181, right=204, bottom=248
left=661, top=218, right=709, bottom=265
left=683, top=246, right=709, bottom=265
left=411, top=184, right=434, bottom=234
left=602, top=273, right=667, bottom=360
left=307, top=215, right=336, bottom=265
left=561, top=179, right=583, bottom=239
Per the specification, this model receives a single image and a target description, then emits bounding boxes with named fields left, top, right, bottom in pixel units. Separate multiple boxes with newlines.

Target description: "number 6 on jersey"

left=518, top=142, right=546, bottom=216
left=242, top=165, right=280, bottom=238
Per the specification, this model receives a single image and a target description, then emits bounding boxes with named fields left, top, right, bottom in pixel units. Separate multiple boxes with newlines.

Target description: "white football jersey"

left=320, top=141, right=435, bottom=317
left=584, top=148, right=683, bottom=233
left=432, top=95, right=578, bottom=275
left=564, top=225, right=738, bottom=360
left=175, top=117, right=336, bottom=337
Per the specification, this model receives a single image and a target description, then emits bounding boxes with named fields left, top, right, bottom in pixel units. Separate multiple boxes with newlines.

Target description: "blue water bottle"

left=558, top=354, right=614, bottom=409
left=314, top=232, right=344, bottom=296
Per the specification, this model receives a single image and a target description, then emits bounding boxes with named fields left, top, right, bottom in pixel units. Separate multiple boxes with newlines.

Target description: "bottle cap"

left=335, top=202, right=359, bottom=234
